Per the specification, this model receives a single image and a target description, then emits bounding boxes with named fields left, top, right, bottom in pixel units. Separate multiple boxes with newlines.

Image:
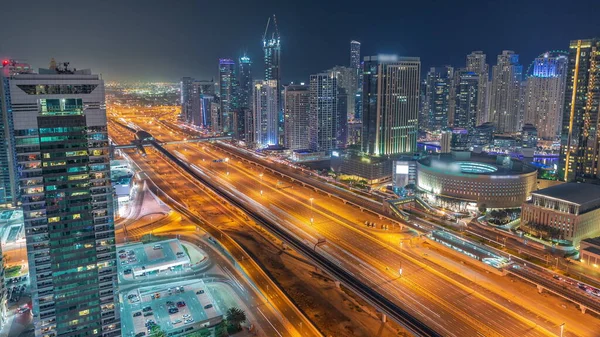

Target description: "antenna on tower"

left=272, top=14, right=280, bottom=39
left=263, top=16, right=271, bottom=41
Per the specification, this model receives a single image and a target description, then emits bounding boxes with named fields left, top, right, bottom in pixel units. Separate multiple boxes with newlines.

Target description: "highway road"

left=120, top=119, right=556, bottom=336
left=107, top=111, right=600, bottom=336
left=121, top=148, right=322, bottom=337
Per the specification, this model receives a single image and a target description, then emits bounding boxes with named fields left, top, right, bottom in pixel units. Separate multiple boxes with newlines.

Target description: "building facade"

left=309, top=72, right=338, bottom=152
left=362, top=55, right=420, bottom=156
left=3, top=66, right=120, bottom=336
left=1, top=60, right=34, bottom=206
left=524, top=52, right=568, bottom=140
left=253, top=80, right=279, bottom=146
left=283, top=84, right=310, bottom=150
left=490, top=51, right=523, bottom=133
left=559, top=39, right=600, bottom=182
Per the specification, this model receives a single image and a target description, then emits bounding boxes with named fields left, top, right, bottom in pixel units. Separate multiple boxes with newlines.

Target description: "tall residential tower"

left=309, top=72, right=338, bottom=152
left=466, top=51, right=489, bottom=125
left=559, top=39, right=600, bottom=182
left=490, top=50, right=522, bottom=133
left=523, top=52, right=568, bottom=140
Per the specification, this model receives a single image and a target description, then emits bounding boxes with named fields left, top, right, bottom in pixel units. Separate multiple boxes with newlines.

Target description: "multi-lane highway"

left=108, top=111, right=600, bottom=337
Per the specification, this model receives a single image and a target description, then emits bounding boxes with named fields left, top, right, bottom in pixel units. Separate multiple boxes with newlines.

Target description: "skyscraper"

left=238, top=56, right=253, bottom=110
left=1, top=63, right=120, bottom=336
left=559, top=39, right=600, bottom=182
left=524, top=52, right=568, bottom=140
left=350, top=40, right=361, bottom=71
left=452, top=70, right=479, bottom=129
left=350, top=41, right=362, bottom=121
left=362, top=55, right=420, bottom=156
left=284, top=84, right=310, bottom=150
left=466, top=51, right=489, bottom=125
left=490, top=50, right=522, bottom=133
left=180, top=77, right=194, bottom=123
left=424, top=66, right=453, bottom=131
left=309, top=72, right=338, bottom=152
left=218, top=58, right=237, bottom=134
left=263, top=15, right=281, bottom=144
left=329, top=66, right=355, bottom=141
left=253, top=80, right=279, bottom=146
left=190, top=79, right=215, bottom=128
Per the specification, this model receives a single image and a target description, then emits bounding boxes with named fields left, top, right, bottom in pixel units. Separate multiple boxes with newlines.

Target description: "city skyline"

left=2, top=0, right=599, bottom=82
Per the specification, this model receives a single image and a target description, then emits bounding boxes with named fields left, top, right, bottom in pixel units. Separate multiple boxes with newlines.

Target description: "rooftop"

left=582, top=237, right=600, bottom=248
left=532, top=183, right=600, bottom=206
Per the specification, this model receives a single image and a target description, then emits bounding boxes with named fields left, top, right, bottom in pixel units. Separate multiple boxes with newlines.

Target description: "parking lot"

left=117, top=239, right=192, bottom=282
left=121, top=280, right=223, bottom=337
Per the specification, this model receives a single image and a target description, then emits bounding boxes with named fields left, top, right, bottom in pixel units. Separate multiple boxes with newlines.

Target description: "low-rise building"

left=580, top=237, right=600, bottom=268
left=521, top=183, right=600, bottom=245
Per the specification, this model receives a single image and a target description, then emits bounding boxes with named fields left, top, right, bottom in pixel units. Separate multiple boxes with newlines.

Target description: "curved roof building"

left=417, top=154, right=537, bottom=208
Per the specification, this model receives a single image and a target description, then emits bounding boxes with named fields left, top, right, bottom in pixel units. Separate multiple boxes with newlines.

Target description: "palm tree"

left=226, top=307, right=247, bottom=330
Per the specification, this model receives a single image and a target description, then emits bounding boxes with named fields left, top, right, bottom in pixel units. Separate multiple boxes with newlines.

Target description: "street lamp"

left=309, top=197, right=314, bottom=224
left=259, top=173, right=264, bottom=196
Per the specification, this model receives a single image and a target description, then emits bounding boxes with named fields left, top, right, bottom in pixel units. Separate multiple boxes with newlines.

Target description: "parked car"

left=176, top=301, right=186, bottom=308
left=204, top=304, right=213, bottom=309
left=133, top=312, right=142, bottom=317
left=196, top=290, right=204, bottom=295
left=142, top=306, right=152, bottom=312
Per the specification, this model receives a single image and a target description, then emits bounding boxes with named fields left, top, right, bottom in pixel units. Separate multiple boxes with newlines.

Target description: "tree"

left=149, top=326, right=166, bottom=337
left=226, top=307, right=247, bottom=330
left=478, top=203, right=487, bottom=214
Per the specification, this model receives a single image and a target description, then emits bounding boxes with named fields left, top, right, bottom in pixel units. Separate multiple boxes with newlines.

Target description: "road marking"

left=257, top=307, right=283, bottom=337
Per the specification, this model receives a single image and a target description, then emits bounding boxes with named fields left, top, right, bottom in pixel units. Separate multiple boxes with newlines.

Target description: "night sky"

left=2, top=0, right=598, bottom=83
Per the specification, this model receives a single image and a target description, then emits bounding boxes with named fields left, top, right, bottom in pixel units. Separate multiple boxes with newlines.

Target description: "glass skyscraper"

left=424, top=66, right=453, bottom=131
left=1, top=65, right=120, bottom=337
left=218, top=58, right=237, bottom=134
left=238, top=56, right=253, bottom=110
left=263, top=15, right=281, bottom=144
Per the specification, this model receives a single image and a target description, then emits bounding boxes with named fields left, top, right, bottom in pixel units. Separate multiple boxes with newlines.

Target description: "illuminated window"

left=79, top=309, right=89, bottom=316
left=73, top=214, right=81, bottom=220
left=48, top=217, right=60, bottom=223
